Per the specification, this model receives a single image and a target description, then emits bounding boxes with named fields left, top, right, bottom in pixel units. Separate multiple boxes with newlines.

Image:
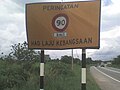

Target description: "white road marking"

left=93, top=66, right=120, bottom=83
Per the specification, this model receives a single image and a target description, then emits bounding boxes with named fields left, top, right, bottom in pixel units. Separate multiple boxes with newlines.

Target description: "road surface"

left=90, top=66, right=120, bottom=90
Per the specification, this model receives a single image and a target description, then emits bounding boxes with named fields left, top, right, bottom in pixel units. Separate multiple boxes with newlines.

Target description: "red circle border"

left=52, top=13, right=69, bottom=32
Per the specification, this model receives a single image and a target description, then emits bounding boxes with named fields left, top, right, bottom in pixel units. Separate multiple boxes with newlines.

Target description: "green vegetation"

left=111, top=55, right=120, bottom=68
left=0, top=42, right=40, bottom=90
left=0, top=60, right=39, bottom=90
left=0, top=42, right=101, bottom=90
left=45, top=61, right=101, bottom=90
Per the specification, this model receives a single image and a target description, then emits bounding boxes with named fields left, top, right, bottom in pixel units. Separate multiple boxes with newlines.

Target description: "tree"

left=86, top=57, right=93, bottom=64
left=73, top=58, right=80, bottom=64
left=112, top=55, right=120, bottom=65
left=10, top=42, right=37, bottom=61
left=61, top=55, right=72, bottom=64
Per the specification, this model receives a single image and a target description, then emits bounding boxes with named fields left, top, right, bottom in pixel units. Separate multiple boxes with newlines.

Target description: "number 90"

left=56, top=19, right=65, bottom=26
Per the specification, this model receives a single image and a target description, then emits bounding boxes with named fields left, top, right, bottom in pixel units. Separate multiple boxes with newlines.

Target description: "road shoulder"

left=90, top=66, right=120, bottom=90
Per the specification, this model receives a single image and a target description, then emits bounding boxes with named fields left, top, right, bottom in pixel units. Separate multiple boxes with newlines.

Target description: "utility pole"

left=72, top=49, right=73, bottom=70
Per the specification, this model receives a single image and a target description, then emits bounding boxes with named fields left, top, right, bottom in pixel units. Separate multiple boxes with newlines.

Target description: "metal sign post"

left=40, top=50, right=44, bottom=90
left=81, top=49, right=86, bottom=90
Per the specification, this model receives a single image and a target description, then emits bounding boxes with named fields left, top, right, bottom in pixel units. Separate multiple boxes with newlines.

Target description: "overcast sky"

left=0, top=0, right=120, bottom=60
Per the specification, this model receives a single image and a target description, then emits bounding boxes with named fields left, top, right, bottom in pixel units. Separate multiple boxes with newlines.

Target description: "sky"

left=0, top=0, right=120, bottom=60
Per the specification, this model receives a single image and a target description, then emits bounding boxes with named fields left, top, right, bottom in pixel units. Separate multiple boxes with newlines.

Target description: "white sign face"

left=55, top=16, right=66, bottom=29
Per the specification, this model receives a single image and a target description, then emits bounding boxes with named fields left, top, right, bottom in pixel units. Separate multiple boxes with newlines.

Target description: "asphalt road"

left=90, top=66, right=120, bottom=90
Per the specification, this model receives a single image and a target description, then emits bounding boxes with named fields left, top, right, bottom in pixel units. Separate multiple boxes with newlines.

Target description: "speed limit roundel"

left=52, top=13, right=69, bottom=32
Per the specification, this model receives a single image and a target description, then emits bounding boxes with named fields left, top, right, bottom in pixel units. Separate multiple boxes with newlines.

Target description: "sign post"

left=81, top=49, right=86, bottom=90
left=40, top=50, right=44, bottom=90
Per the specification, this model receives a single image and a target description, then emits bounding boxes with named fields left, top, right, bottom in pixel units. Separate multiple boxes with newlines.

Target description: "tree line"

left=112, top=55, right=120, bottom=67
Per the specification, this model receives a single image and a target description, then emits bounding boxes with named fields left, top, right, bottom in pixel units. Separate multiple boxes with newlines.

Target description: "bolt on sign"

left=26, top=0, right=101, bottom=49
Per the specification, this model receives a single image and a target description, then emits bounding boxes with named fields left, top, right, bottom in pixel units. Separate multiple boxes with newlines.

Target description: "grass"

left=45, top=62, right=101, bottom=90
left=2, top=61, right=100, bottom=90
left=45, top=62, right=81, bottom=90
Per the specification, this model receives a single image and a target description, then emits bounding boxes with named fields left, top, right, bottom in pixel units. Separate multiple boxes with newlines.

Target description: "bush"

left=0, top=61, right=29, bottom=90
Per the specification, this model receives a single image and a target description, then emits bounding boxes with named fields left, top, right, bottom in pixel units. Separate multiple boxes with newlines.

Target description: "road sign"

left=26, top=0, right=101, bottom=49
left=52, top=13, right=69, bottom=32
